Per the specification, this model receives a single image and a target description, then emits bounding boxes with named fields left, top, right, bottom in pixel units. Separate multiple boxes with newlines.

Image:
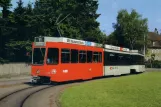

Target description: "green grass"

left=59, top=72, right=161, bottom=107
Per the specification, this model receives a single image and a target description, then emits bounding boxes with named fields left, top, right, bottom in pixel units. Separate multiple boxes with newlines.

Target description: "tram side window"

left=139, top=56, right=144, bottom=65
left=61, top=49, right=70, bottom=63
left=47, top=48, right=59, bottom=65
left=99, top=52, right=102, bottom=62
left=79, top=50, right=86, bottom=63
left=137, top=56, right=140, bottom=64
left=118, top=54, right=124, bottom=65
left=104, top=51, right=109, bottom=65
left=131, top=55, right=144, bottom=65
left=131, top=55, right=135, bottom=64
left=136, top=55, right=141, bottom=65
left=87, top=51, right=92, bottom=63
left=126, top=55, right=132, bottom=65
left=71, top=49, right=78, bottom=63
left=141, top=56, right=145, bottom=64
left=109, top=53, right=118, bottom=65
left=104, top=52, right=119, bottom=65
left=93, top=52, right=99, bottom=63
left=118, top=54, right=130, bottom=65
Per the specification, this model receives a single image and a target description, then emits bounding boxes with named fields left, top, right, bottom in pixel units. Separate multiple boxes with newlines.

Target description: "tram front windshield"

left=33, top=48, right=46, bottom=65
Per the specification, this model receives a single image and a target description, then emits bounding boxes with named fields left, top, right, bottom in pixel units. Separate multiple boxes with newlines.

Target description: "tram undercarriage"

left=30, top=76, right=51, bottom=84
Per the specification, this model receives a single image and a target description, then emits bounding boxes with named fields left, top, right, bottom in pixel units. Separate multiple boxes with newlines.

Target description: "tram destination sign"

left=35, top=37, right=102, bottom=47
left=62, top=38, right=102, bottom=47
left=105, top=45, right=120, bottom=51
left=104, top=45, right=129, bottom=52
left=64, top=38, right=85, bottom=45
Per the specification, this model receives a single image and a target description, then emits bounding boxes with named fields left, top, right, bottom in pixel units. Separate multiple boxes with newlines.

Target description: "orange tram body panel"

left=31, top=36, right=145, bottom=84
left=31, top=37, right=104, bottom=83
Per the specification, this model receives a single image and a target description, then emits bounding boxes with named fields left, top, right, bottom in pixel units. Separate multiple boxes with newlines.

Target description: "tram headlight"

left=51, top=69, right=57, bottom=74
left=36, top=70, right=40, bottom=74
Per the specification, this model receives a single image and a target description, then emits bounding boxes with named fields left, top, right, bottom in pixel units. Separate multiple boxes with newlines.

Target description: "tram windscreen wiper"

left=40, top=48, right=44, bottom=57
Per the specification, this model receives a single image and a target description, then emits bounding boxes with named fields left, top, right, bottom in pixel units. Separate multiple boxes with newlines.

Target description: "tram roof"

left=130, top=50, right=144, bottom=56
left=34, top=36, right=135, bottom=53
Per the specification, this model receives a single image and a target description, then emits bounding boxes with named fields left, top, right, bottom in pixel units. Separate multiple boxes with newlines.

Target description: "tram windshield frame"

left=32, top=47, right=46, bottom=65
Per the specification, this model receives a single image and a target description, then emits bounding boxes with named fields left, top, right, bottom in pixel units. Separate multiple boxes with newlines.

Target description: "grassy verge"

left=59, top=72, right=161, bottom=107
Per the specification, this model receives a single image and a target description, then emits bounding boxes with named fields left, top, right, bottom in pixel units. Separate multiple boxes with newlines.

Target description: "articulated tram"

left=30, top=36, right=145, bottom=84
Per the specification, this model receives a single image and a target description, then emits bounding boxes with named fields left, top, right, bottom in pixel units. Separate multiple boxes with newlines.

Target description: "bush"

left=145, top=62, right=151, bottom=68
left=0, top=57, right=9, bottom=64
left=152, top=60, right=161, bottom=68
left=145, top=60, right=161, bottom=68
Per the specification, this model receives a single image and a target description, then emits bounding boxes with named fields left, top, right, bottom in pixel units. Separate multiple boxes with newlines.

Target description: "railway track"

left=0, top=75, right=135, bottom=107
left=0, top=84, right=54, bottom=107
left=0, top=86, right=33, bottom=101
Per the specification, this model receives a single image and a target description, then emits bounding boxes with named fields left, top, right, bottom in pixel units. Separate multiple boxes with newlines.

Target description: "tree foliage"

left=0, top=0, right=12, bottom=18
left=31, top=0, right=102, bottom=41
left=154, top=28, right=159, bottom=34
left=112, top=9, right=148, bottom=50
left=0, top=0, right=105, bottom=63
left=0, top=12, right=2, bottom=18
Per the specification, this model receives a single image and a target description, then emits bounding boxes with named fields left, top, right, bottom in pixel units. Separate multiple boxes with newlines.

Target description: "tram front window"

left=33, top=48, right=46, bottom=65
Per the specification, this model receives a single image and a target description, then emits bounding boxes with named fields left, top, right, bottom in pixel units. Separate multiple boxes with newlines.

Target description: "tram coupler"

left=40, top=76, right=51, bottom=85
left=30, top=76, right=41, bottom=84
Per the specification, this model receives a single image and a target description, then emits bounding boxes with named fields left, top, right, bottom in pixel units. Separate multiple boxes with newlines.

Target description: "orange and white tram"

left=30, top=36, right=145, bottom=84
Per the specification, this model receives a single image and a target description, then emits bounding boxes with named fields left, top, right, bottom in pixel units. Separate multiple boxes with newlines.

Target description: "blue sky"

left=97, top=0, right=161, bottom=35
left=1, top=0, right=161, bottom=35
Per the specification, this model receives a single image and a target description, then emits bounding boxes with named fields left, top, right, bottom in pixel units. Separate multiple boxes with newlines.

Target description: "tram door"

left=90, top=51, right=103, bottom=78
left=86, top=51, right=93, bottom=79
left=78, top=50, right=91, bottom=80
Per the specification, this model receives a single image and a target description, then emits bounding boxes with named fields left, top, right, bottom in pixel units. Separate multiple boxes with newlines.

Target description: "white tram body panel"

left=130, top=65, right=145, bottom=73
left=104, top=66, right=131, bottom=76
left=103, top=46, right=131, bottom=76
left=130, top=50, right=145, bottom=73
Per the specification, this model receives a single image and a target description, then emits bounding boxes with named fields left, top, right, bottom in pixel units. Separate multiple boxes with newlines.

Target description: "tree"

left=106, top=31, right=118, bottom=45
left=0, top=0, right=12, bottom=63
left=0, top=0, right=12, bottom=18
left=154, top=28, right=159, bottom=34
left=32, top=0, right=103, bottom=42
left=5, top=0, right=34, bottom=62
left=0, top=12, right=2, bottom=18
left=113, top=9, right=148, bottom=50
left=0, top=0, right=105, bottom=63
